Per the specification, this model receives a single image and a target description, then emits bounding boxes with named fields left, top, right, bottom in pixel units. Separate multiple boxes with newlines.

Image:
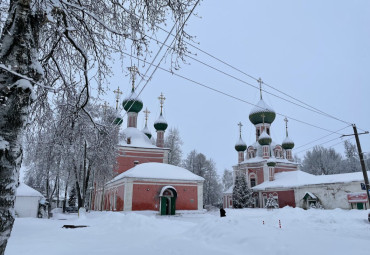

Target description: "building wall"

left=131, top=181, right=199, bottom=211
left=261, top=190, right=295, bottom=208
left=294, top=182, right=367, bottom=210
left=99, top=179, right=202, bottom=212
left=115, top=148, right=166, bottom=175
left=14, top=196, right=41, bottom=218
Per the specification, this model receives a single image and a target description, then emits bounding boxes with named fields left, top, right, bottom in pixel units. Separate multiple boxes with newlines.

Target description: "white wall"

left=15, top=196, right=40, bottom=217
left=294, top=182, right=366, bottom=210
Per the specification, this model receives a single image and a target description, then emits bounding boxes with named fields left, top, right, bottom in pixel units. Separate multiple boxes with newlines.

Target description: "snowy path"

left=6, top=207, right=370, bottom=255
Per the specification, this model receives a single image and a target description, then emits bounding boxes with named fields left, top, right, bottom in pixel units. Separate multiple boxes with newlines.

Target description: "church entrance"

left=159, top=186, right=177, bottom=215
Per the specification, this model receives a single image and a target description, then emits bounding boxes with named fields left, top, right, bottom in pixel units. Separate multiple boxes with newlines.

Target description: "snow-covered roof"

left=253, top=170, right=370, bottom=191
left=109, top=162, right=205, bottom=183
left=142, top=125, right=152, bottom=135
left=249, top=99, right=275, bottom=115
left=224, top=185, right=234, bottom=194
left=240, top=156, right=298, bottom=165
left=235, top=137, right=246, bottom=146
left=282, top=136, right=294, bottom=144
left=123, top=91, right=143, bottom=103
left=119, top=127, right=157, bottom=148
left=259, top=130, right=270, bottom=140
left=154, top=115, right=167, bottom=124
left=16, top=183, right=44, bottom=197
left=303, top=192, right=317, bottom=199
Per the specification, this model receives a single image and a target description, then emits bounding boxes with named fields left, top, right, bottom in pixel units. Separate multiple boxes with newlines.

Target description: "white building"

left=15, top=183, right=44, bottom=217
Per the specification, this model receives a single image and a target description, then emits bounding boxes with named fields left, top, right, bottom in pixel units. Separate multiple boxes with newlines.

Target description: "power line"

left=121, top=51, right=346, bottom=136
left=119, top=0, right=201, bottom=121
left=116, top=9, right=357, bottom=128
left=294, top=125, right=351, bottom=150
left=295, top=136, right=355, bottom=155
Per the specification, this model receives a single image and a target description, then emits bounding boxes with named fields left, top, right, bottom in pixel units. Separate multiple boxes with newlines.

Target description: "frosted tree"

left=342, top=141, right=361, bottom=173
left=232, top=174, right=253, bottom=208
left=301, top=146, right=343, bottom=175
left=164, top=127, right=183, bottom=166
left=222, top=169, right=233, bottom=191
left=183, top=151, right=222, bottom=206
left=0, top=1, right=199, bottom=252
left=265, top=194, right=279, bottom=210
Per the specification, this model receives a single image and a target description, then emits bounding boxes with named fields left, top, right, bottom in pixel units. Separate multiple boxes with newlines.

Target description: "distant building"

left=224, top=85, right=369, bottom=210
left=15, top=183, right=44, bottom=218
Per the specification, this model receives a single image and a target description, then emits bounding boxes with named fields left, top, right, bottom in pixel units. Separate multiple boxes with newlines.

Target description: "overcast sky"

left=103, top=0, right=370, bottom=175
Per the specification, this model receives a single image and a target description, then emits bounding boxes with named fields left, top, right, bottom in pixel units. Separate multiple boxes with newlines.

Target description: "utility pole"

left=352, top=124, right=370, bottom=204
left=343, top=124, right=370, bottom=205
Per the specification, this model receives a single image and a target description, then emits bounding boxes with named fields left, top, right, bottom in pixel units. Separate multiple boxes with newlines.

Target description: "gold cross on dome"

left=238, top=122, right=243, bottom=137
left=128, top=65, right=139, bottom=91
left=158, top=92, right=166, bottom=114
left=258, top=77, right=263, bottom=99
left=113, top=87, right=123, bottom=110
left=143, top=108, right=150, bottom=125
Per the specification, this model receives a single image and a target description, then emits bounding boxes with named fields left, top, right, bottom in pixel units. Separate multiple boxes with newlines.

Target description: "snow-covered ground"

left=6, top=207, right=370, bottom=255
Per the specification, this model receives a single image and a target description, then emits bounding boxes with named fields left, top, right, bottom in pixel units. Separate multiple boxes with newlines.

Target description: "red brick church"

left=223, top=82, right=299, bottom=208
left=92, top=67, right=204, bottom=215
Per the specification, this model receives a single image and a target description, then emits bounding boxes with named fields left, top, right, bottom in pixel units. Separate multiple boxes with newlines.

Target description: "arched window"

left=249, top=173, right=257, bottom=187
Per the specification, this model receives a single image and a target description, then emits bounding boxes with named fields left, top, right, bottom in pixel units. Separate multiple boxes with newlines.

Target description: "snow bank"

left=7, top=208, right=370, bottom=255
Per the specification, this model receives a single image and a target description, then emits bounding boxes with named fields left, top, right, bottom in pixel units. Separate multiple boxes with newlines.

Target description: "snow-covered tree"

left=68, top=187, right=77, bottom=207
left=222, top=169, right=233, bottom=191
left=232, top=174, right=253, bottom=208
left=0, top=1, right=199, bottom=252
left=183, top=150, right=222, bottom=206
left=265, top=194, right=279, bottom=210
left=301, top=146, right=343, bottom=175
left=341, top=141, right=361, bottom=173
left=164, top=127, right=183, bottom=166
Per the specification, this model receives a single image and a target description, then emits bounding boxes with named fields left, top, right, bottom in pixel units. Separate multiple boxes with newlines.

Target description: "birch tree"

left=0, top=0, right=199, bottom=252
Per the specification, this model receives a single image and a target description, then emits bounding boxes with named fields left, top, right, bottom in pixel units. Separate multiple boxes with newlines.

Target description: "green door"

left=357, top=203, right=364, bottom=210
left=160, top=197, right=168, bottom=215
left=170, top=197, right=176, bottom=215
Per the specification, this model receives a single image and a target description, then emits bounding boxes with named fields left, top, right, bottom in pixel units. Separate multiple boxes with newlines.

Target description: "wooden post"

left=352, top=124, right=370, bottom=204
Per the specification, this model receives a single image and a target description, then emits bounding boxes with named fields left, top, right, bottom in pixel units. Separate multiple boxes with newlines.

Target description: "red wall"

left=115, top=150, right=165, bottom=175
left=263, top=190, right=295, bottom=208
left=131, top=181, right=198, bottom=211
left=248, top=168, right=264, bottom=184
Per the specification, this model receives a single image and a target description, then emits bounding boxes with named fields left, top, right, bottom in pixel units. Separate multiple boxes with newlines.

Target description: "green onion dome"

left=113, top=116, right=123, bottom=125
left=258, top=130, right=272, bottom=146
left=154, top=114, right=168, bottom=131
left=249, top=99, right=276, bottom=125
left=266, top=161, right=276, bottom=167
left=282, top=136, right=295, bottom=150
left=142, top=125, right=152, bottom=139
left=235, top=138, right=247, bottom=152
left=122, top=90, right=143, bottom=113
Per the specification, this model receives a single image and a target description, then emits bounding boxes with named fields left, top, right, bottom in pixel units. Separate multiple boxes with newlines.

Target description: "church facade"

left=92, top=67, right=204, bottom=215
left=224, top=84, right=369, bottom=210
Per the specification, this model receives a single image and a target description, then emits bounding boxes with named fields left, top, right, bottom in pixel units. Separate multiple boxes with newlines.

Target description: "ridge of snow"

left=154, top=114, right=167, bottom=124
left=120, top=127, right=156, bottom=148
left=16, top=183, right=44, bottom=197
left=249, top=99, right=275, bottom=115
left=109, top=162, right=205, bottom=183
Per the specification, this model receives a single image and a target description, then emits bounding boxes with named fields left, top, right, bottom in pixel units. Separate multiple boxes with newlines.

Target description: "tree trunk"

left=0, top=1, right=42, bottom=253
